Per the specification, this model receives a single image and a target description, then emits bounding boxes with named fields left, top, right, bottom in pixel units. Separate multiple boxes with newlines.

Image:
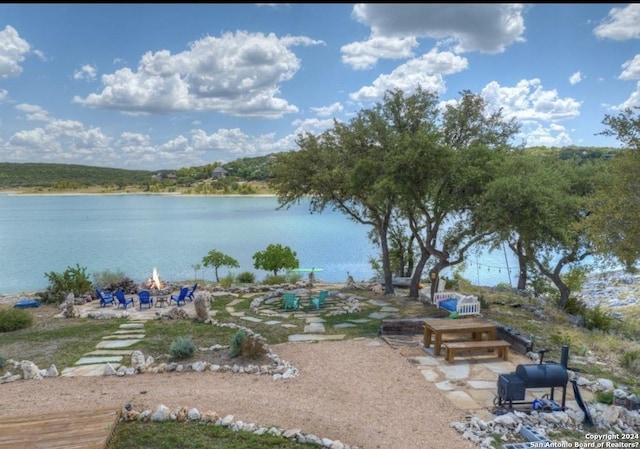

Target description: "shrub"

left=582, top=306, right=615, bottom=332
left=621, top=350, right=640, bottom=374
left=37, top=263, right=93, bottom=304
left=220, top=272, right=235, bottom=289
left=236, top=271, right=256, bottom=283
left=595, top=390, right=614, bottom=405
left=263, top=274, right=286, bottom=285
left=0, top=353, right=6, bottom=370
left=563, top=295, right=586, bottom=315
left=229, top=330, right=245, bottom=357
left=286, top=272, right=302, bottom=284
left=93, top=269, right=127, bottom=290
left=169, top=336, right=196, bottom=360
left=0, top=308, right=34, bottom=332
left=229, top=329, right=266, bottom=359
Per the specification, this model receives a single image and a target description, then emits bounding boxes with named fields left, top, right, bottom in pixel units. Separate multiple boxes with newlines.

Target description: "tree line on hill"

left=0, top=156, right=276, bottom=191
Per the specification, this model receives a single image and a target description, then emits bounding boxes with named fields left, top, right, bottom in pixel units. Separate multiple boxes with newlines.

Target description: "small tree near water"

left=202, top=249, right=239, bottom=282
left=252, top=243, right=299, bottom=276
left=38, top=263, right=93, bottom=304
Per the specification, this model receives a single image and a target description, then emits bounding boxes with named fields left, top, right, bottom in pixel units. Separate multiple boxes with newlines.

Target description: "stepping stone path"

left=61, top=321, right=147, bottom=377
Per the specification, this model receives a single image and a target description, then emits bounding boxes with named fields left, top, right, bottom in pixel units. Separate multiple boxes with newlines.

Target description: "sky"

left=0, top=3, right=639, bottom=171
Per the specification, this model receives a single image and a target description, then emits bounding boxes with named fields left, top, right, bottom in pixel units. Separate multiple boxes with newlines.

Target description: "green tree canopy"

left=586, top=107, right=640, bottom=271
left=252, top=243, right=299, bottom=276
left=478, top=152, right=600, bottom=307
left=202, top=249, right=240, bottom=282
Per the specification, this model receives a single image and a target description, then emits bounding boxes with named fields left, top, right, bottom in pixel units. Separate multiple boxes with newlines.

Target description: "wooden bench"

left=443, top=340, right=511, bottom=363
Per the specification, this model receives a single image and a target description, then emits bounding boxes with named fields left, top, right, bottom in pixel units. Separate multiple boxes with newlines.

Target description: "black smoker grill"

left=496, top=345, right=569, bottom=410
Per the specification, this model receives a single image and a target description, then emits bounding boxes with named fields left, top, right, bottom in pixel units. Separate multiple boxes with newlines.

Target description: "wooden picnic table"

left=423, top=317, right=497, bottom=356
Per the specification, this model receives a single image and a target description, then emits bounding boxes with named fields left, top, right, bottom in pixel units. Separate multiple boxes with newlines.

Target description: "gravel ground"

left=0, top=337, right=475, bottom=449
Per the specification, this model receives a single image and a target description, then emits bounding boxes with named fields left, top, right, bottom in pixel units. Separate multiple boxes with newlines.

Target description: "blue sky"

left=0, top=3, right=639, bottom=170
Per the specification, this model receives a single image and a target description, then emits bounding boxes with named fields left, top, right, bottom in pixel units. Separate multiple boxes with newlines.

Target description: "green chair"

left=283, top=292, right=300, bottom=311
left=310, top=290, right=328, bottom=309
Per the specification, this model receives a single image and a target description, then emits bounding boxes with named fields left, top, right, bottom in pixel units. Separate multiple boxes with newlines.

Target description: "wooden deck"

left=0, top=407, right=120, bottom=449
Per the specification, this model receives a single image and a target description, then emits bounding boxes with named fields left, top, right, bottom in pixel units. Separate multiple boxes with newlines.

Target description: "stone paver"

left=446, top=390, right=481, bottom=410
left=75, top=356, right=123, bottom=365
left=61, top=363, right=120, bottom=377
left=420, top=368, right=441, bottom=382
left=95, top=339, right=142, bottom=349
left=304, top=322, right=326, bottom=333
left=240, top=316, right=262, bottom=323
left=288, top=334, right=345, bottom=342
left=103, top=334, right=145, bottom=339
left=119, top=323, right=145, bottom=329
left=84, top=350, right=134, bottom=356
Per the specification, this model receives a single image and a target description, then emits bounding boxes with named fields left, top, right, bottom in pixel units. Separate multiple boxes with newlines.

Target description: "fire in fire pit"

left=145, top=267, right=165, bottom=290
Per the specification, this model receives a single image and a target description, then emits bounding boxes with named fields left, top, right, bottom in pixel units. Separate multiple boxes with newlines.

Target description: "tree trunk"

left=379, top=227, right=395, bottom=295
left=409, top=252, right=429, bottom=299
left=515, top=239, right=528, bottom=290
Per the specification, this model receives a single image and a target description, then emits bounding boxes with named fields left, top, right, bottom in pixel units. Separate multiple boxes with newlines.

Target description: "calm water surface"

left=0, top=194, right=514, bottom=294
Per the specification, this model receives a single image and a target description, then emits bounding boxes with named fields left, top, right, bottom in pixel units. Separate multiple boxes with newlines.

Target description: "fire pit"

left=144, top=267, right=170, bottom=295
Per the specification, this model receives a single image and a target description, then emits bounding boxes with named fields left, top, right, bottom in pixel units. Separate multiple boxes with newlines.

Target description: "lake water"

left=0, top=194, right=516, bottom=294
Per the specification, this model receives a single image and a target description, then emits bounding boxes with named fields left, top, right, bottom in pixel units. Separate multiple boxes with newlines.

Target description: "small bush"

left=229, top=329, right=266, bottom=359
left=236, top=271, right=256, bottom=283
left=583, top=306, right=615, bottom=332
left=263, top=274, right=286, bottom=285
left=93, top=269, right=127, bottom=290
left=0, top=353, right=6, bottom=370
left=229, top=330, right=245, bottom=357
left=621, top=350, right=640, bottom=374
left=595, top=390, right=614, bottom=405
left=563, top=295, right=586, bottom=315
left=37, top=263, right=93, bottom=304
left=0, top=308, right=34, bottom=332
left=220, top=273, right=235, bottom=289
left=169, top=336, right=196, bottom=360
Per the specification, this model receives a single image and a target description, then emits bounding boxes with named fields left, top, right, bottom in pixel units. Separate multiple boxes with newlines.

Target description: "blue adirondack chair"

left=170, top=287, right=188, bottom=306
left=95, top=288, right=115, bottom=308
left=186, top=283, right=197, bottom=301
left=114, top=289, right=135, bottom=310
left=283, top=292, right=300, bottom=311
left=310, top=290, right=328, bottom=309
left=138, top=290, right=153, bottom=309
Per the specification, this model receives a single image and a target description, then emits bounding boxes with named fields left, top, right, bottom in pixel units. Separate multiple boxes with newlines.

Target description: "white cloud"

left=72, top=31, right=322, bottom=118
left=569, top=71, right=583, bottom=85
left=15, top=103, right=51, bottom=122
left=593, top=4, right=640, bottom=41
left=310, top=102, right=343, bottom=117
left=481, top=79, right=581, bottom=122
left=290, top=117, right=336, bottom=135
left=521, top=124, right=573, bottom=147
left=349, top=49, right=468, bottom=102
left=0, top=89, right=7, bottom=102
left=341, top=36, right=418, bottom=70
left=619, top=54, right=640, bottom=80
left=615, top=81, right=640, bottom=110
left=3, top=104, right=118, bottom=165
left=0, top=25, right=31, bottom=78
left=73, top=64, right=97, bottom=81
left=351, top=4, right=526, bottom=58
